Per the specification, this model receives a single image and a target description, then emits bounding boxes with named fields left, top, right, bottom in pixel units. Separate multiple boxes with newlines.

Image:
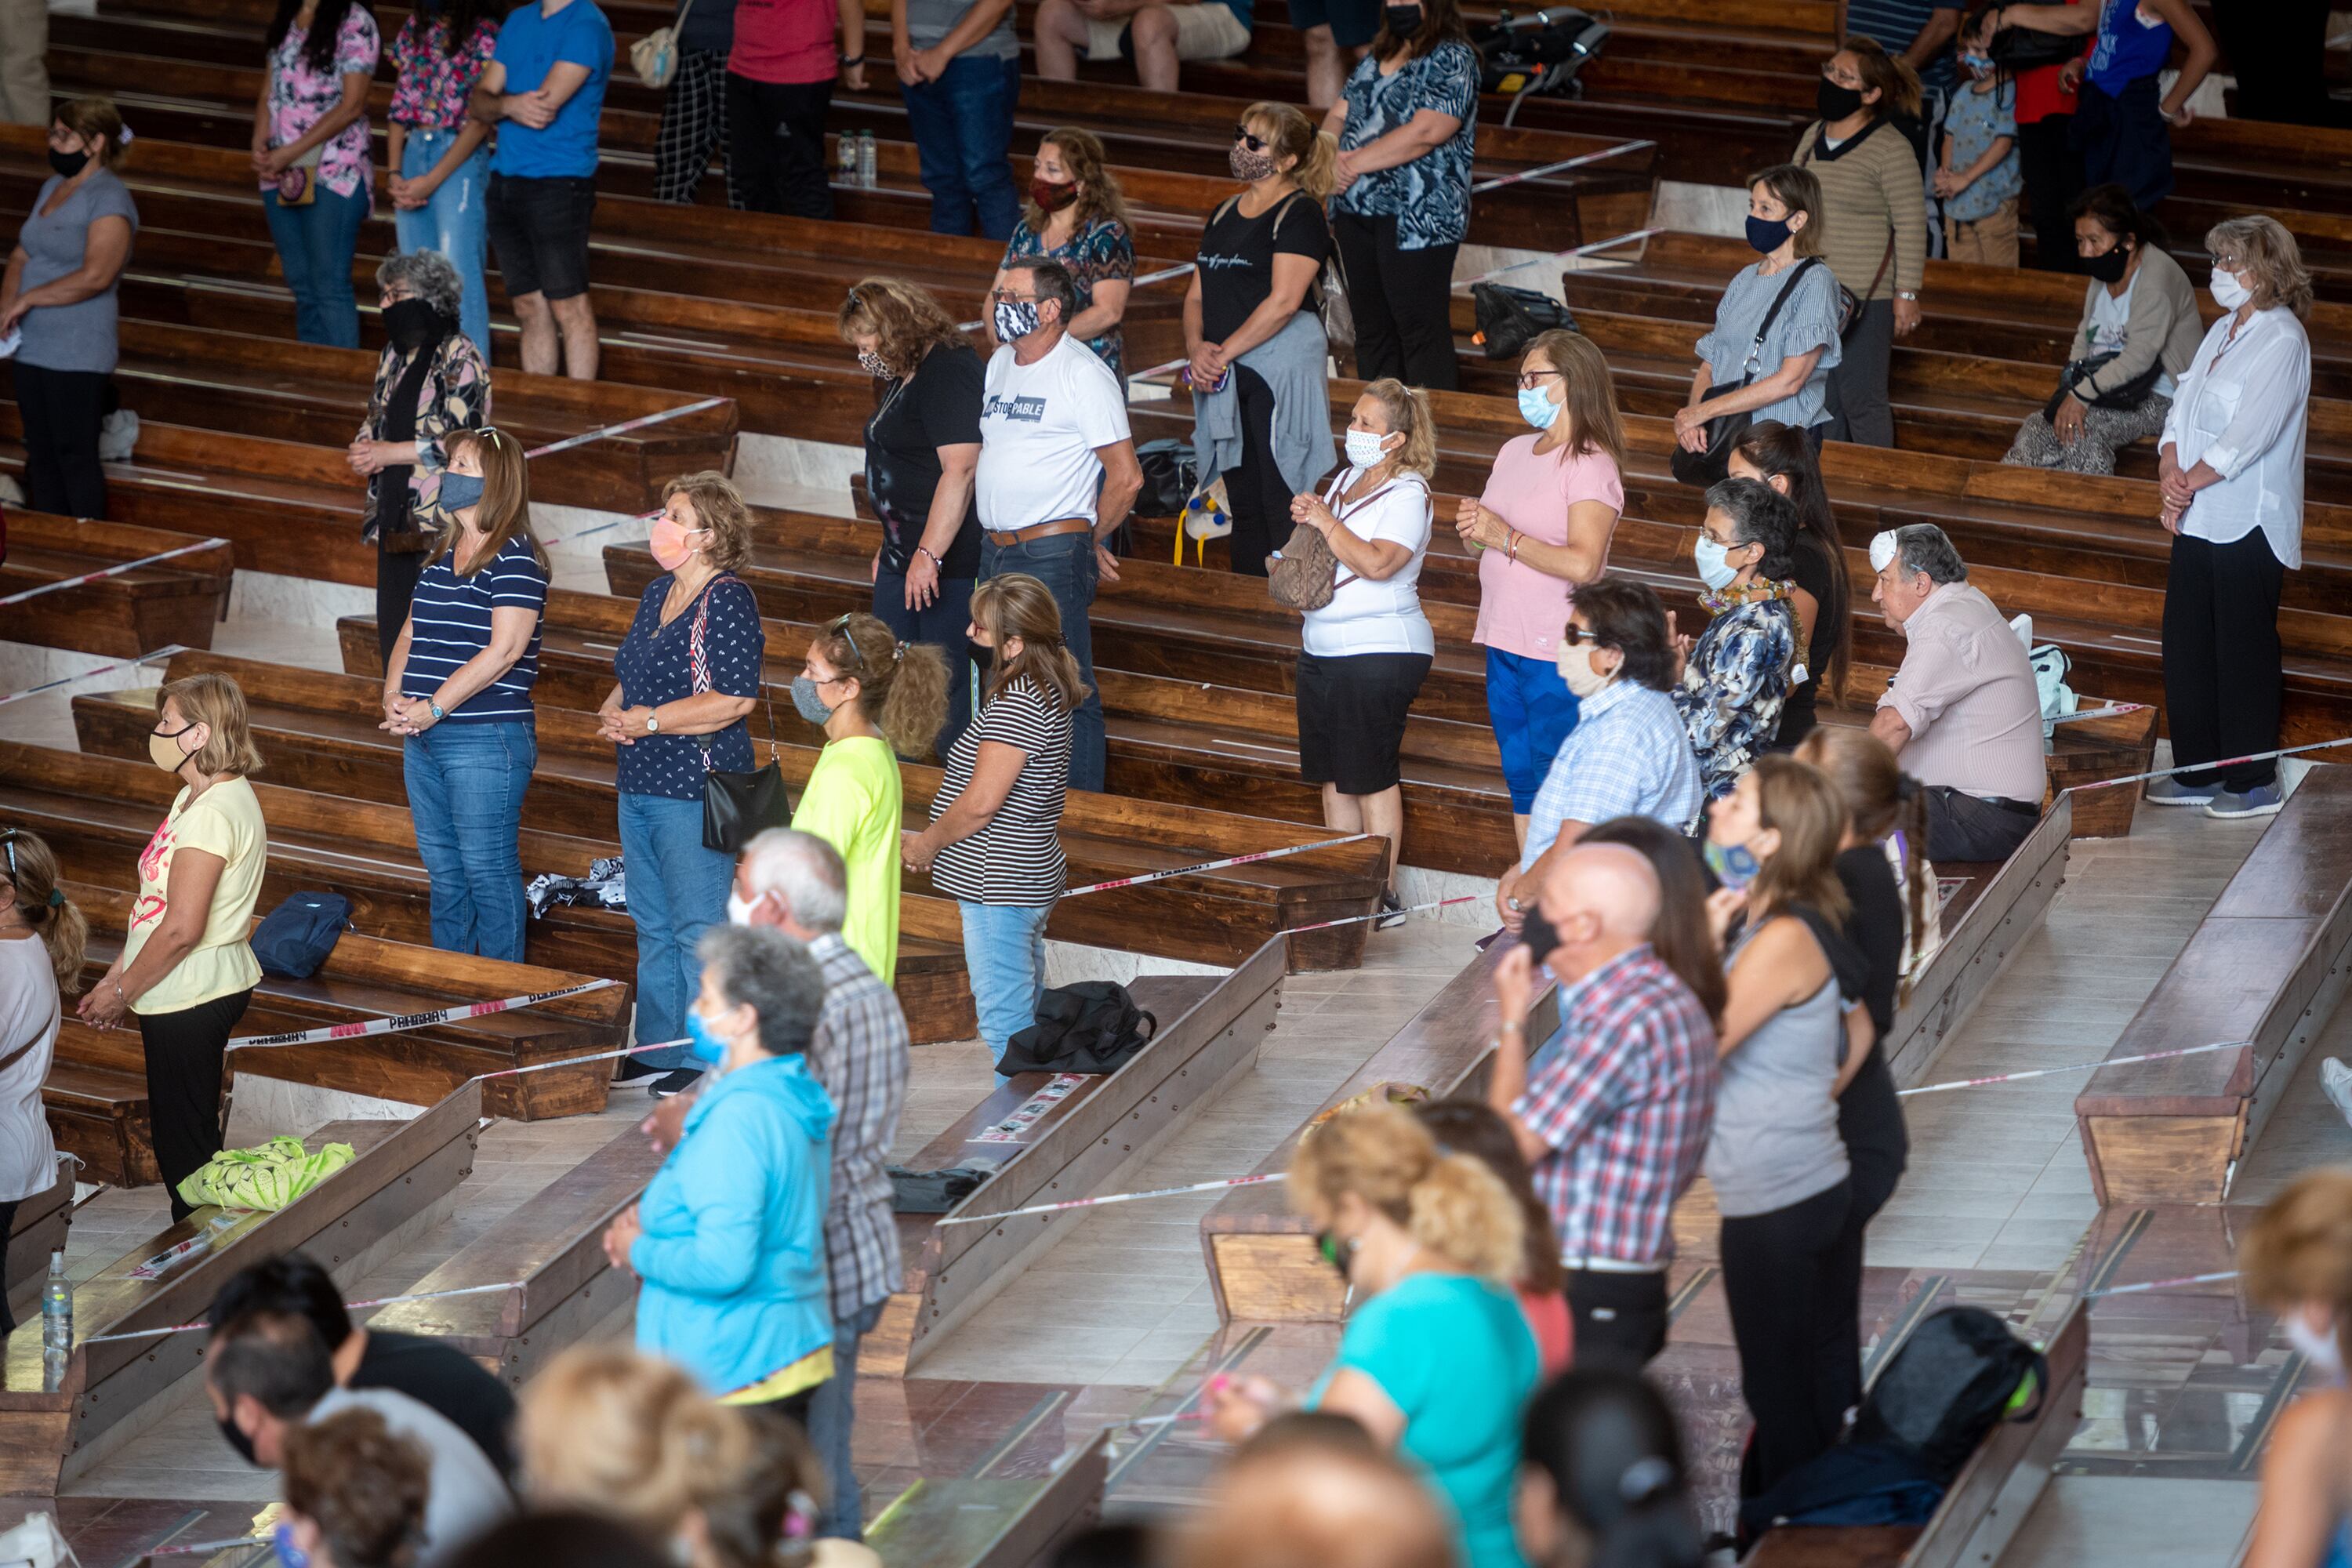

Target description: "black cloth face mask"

left=47, top=147, right=89, bottom=180
left=1519, top=902, right=1562, bottom=971
left=1816, top=78, right=1866, bottom=122
left=217, top=1413, right=260, bottom=1467
left=2081, top=243, right=2131, bottom=284
left=383, top=298, right=449, bottom=355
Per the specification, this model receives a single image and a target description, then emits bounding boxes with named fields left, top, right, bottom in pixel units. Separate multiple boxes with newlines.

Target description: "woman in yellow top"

left=789, top=612, right=948, bottom=985
left=78, top=671, right=268, bottom=1220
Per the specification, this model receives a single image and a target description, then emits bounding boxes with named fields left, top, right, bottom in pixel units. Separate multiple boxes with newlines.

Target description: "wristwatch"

left=839, top=51, right=866, bottom=65
left=644, top=711, right=662, bottom=734
left=1895, top=290, right=1920, bottom=301
left=426, top=700, right=445, bottom=721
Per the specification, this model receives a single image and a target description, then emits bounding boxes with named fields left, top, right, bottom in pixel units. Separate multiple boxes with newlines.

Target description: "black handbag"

left=1671, top=257, right=1823, bottom=488
left=688, top=579, right=793, bottom=855
left=2041, top=349, right=2165, bottom=422
left=1471, top=282, right=1577, bottom=361
left=1989, top=24, right=2082, bottom=71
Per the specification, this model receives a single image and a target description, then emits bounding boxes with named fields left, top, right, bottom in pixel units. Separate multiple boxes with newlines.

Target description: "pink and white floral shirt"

left=263, top=6, right=382, bottom=202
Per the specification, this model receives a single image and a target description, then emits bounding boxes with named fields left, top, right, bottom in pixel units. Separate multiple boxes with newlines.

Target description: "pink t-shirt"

left=1472, top=434, right=1624, bottom=659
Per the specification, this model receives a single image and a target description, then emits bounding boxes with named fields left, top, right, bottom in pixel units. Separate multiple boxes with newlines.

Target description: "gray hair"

left=1889, top=524, right=1967, bottom=586
left=738, top=829, right=848, bottom=935
left=2205, top=214, right=2315, bottom=320
left=1009, top=258, right=1079, bottom=325
left=375, top=249, right=464, bottom=324
left=1700, top=475, right=1796, bottom=579
left=695, top=925, right=826, bottom=1058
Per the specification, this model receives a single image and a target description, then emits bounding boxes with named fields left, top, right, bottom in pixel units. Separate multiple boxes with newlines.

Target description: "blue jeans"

left=403, top=720, right=535, bottom=961
left=807, top=1298, right=885, bottom=1539
left=394, top=128, right=494, bottom=360
left=899, top=54, right=1022, bottom=239
left=262, top=183, right=367, bottom=348
left=1485, top=646, right=1581, bottom=814
left=958, top=900, right=1051, bottom=1080
left=871, top=565, right=977, bottom=760
left=979, top=530, right=1105, bottom=792
left=617, top=791, right=735, bottom=1069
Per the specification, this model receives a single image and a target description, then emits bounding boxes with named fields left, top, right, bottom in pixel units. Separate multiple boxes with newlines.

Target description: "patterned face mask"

left=857, top=349, right=891, bottom=379
left=1229, top=146, right=1277, bottom=182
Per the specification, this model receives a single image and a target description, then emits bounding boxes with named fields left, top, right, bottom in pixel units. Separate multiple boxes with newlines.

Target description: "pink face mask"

left=650, top=514, right=699, bottom=572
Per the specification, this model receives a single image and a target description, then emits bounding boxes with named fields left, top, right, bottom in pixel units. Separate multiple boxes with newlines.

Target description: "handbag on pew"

left=2041, top=349, right=2164, bottom=423
left=1668, top=256, right=1824, bottom=488
left=631, top=0, right=695, bottom=88
left=688, top=577, right=793, bottom=855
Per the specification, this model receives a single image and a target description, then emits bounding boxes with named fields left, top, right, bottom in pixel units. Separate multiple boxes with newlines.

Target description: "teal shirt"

left=1310, top=1273, right=1539, bottom=1568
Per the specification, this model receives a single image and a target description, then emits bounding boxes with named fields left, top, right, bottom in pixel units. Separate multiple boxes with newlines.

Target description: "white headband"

left=1869, top=530, right=1900, bottom=575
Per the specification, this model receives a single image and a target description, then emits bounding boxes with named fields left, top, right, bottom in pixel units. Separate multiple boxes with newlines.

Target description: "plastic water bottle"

left=856, top=130, right=877, bottom=190
left=837, top=133, right=857, bottom=183
left=42, top=1250, right=70, bottom=1355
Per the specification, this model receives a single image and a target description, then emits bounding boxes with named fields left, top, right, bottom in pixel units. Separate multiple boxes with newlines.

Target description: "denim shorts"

left=485, top=173, right=596, bottom=301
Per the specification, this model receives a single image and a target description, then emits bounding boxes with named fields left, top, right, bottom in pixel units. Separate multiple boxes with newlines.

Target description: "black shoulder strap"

left=1746, top=257, right=1821, bottom=365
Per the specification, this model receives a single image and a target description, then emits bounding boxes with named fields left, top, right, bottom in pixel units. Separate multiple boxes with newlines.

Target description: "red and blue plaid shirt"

left=1513, top=945, right=1719, bottom=1265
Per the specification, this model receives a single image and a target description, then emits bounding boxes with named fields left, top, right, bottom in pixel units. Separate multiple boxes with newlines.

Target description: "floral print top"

left=263, top=6, right=383, bottom=201
left=1001, top=216, right=1134, bottom=376
left=1669, top=590, right=1797, bottom=800
left=389, top=13, right=502, bottom=130
left=358, top=331, right=492, bottom=549
left=1333, top=40, right=1479, bottom=251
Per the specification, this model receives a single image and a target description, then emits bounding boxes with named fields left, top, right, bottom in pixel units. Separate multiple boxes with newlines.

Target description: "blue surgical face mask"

left=1517, top=384, right=1561, bottom=430
left=790, top=675, right=833, bottom=725
left=1962, top=51, right=1993, bottom=76
left=993, top=299, right=1040, bottom=341
left=1693, top=534, right=1741, bottom=590
left=437, top=470, right=485, bottom=514
left=1744, top=214, right=1793, bottom=255
left=1704, top=837, right=1762, bottom=893
left=684, top=1006, right=730, bottom=1066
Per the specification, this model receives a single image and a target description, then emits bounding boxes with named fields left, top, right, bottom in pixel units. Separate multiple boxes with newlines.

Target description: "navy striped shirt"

left=400, top=535, right=549, bottom=722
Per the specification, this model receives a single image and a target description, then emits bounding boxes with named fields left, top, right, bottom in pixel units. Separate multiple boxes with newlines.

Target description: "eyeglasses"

left=1232, top=125, right=1269, bottom=152
left=1515, top=369, right=1565, bottom=392
left=2209, top=255, right=2246, bottom=272
left=989, top=289, right=1039, bottom=305
left=1562, top=624, right=1614, bottom=650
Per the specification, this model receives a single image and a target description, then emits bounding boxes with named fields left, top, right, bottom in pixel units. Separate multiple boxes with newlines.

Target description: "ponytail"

left=1289, top=1103, right=1523, bottom=1286
left=1294, top=130, right=1338, bottom=201
left=1, top=829, right=87, bottom=994
left=1242, top=103, right=1336, bottom=201
left=815, top=612, right=953, bottom=761
left=1406, top=1152, right=1525, bottom=1283
left=1522, top=1370, right=1704, bottom=1568
left=1888, top=774, right=1933, bottom=1002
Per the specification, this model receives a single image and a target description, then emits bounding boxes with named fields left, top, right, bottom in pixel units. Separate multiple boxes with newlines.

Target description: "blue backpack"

left=249, top=892, right=352, bottom=979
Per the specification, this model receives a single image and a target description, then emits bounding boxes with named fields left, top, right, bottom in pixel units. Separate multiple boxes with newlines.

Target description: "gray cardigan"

left=1192, top=307, right=1337, bottom=506
left=2069, top=244, right=2204, bottom=401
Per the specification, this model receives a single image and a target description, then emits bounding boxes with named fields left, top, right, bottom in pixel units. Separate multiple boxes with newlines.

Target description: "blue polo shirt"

left=491, top=0, right=614, bottom=179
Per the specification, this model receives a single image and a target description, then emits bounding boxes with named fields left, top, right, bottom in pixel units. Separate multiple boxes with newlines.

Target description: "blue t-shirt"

left=1310, top=1273, right=1538, bottom=1568
left=401, top=535, right=550, bottom=722
left=490, top=0, right=614, bottom=179
left=1333, top=42, right=1479, bottom=251
left=612, top=574, right=766, bottom=799
left=2088, top=0, right=2170, bottom=95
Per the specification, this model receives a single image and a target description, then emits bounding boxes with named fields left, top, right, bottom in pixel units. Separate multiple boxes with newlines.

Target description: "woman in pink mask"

left=598, top=471, right=766, bottom=1097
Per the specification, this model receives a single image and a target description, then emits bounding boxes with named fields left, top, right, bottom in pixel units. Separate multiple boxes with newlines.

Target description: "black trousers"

left=726, top=71, right=834, bottom=220
left=1924, top=786, right=2040, bottom=862
left=0, top=1199, right=16, bottom=1336
left=1563, top=1268, right=1668, bottom=1370
left=2210, top=0, right=2336, bottom=128
left=1823, top=298, right=1894, bottom=449
left=1224, top=363, right=1287, bottom=578
left=2163, top=529, right=2286, bottom=791
left=140, top=988, right=252, bottom=1221
left=377, top=540, right=428, bottom=666
left=2014, top=116, right=2085, bottom=274
left=1330, top=210, right=1459, bottom=391
left=1719, top=1178, right=1857, bottom=1499
left=15, top=361, right=109, bottom=519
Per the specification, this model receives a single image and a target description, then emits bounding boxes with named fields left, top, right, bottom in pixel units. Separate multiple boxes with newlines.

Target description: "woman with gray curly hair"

left=347, top=248, right=491, bottom=662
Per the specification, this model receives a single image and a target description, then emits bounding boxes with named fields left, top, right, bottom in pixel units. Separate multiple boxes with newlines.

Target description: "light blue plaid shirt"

left=1521, top=681, right=1706, bottom=869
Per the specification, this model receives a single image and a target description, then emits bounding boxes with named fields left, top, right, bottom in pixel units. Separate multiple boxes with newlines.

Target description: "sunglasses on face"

left=1562, top=624, right=1615, bottom=650
left=1232, top=125, right=1269, bottom=152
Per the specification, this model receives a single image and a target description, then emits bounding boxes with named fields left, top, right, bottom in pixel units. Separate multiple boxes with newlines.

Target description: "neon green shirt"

left=793, top=735, right=902, bottom=985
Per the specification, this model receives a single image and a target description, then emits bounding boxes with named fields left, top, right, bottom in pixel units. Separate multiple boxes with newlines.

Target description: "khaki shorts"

left=1085, top=0, right=1250, bottom=61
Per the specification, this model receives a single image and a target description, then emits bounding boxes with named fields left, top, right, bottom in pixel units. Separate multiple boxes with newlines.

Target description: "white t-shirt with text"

left=975, top=334, right=1132, bottom=531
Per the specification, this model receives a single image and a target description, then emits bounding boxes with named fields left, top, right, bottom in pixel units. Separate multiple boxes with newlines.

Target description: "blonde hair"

left=837, top=278, right=966, bottom=379
left=2243, top=1170, right=2352, bottom=1319
left=808, top=612, right=953, bottom=760
left=1836, top=37, right=1923, bottom=121
left=53, top=98, right=126, bottom=167
left=1795, top=727, right=1933, bottom=999
left=158, top=672, right=264, bottom=779
left=1243, top=103, right=1338, bottom=202
left=1524, top=328, right=1625, bottom=469
left=436, top=428, right=548, bottom=575
left=1747, top=163, right=1827, bottom=259
left=2208, top=215, right=2315, bottom=320
left=1023, top=128, right=1134, bottom=238
left=661, top=470, right=753, bottom=572
left=970, top=573, right=1090, bottom=714
left=520, top=1347, right=753, bottom=1533
left=0, top=827, right=88, bottom=993
left=1357, top=379, right=1437, bottom=479
left=1287, top=1102, right=1524, bottom=1283
left=1745, top=754, right=1850, bottom=928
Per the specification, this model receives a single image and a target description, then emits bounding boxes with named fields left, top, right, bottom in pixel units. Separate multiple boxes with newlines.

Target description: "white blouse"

left=1300, top=467, right=1436, bottom=659
left=2160, top=304, right=2310, bottom=570
left=0, top=936, right=62, bottom=1203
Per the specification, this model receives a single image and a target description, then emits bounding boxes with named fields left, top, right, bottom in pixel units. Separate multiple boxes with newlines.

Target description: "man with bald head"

left=1486, top=842, right=1719, bottom=1370
left=1175, top=1419, right=1456, bottom=1568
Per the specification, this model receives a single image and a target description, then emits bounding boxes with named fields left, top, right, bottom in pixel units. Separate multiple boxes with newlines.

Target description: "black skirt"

left=1296, top=649, right=1432, bottom=795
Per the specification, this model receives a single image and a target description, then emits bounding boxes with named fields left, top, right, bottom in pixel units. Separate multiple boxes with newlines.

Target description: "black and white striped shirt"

left=927, top=677, right=1070, bottom=906
left=400, top=536, right=548, bottom=723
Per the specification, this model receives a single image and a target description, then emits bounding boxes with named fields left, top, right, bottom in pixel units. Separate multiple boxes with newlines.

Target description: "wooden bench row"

left=0, top=514, right=233, bottom=660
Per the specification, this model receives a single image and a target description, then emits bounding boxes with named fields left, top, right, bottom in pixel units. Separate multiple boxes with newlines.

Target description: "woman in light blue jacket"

left=603, top=924, right=837, bottom=1416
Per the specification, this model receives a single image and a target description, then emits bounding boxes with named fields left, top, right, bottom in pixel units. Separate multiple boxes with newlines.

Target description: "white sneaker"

left=2324, top=1058, right=2352, bottom=1131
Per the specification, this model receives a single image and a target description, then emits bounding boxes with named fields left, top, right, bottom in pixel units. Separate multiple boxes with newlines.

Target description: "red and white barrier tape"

left=0, top=538, right=228, bottom=608
left=1129, top=354, right=1189, bottom=383
left=522, top=396, right=728, bottom=459
left=83, top=1279, right=525, bottom=1344
left=2085, top=1269, right=2240, bottom=1300
left=1469, top=139, right=1655, bottom=194
left=0, top=644, right=188, bottom=708
left=1457, top=227, right=1663, bottom=290
left=148, top=1536, right=270, bottom=1557
left=1896, top=1039, right=2244, bottom=1098
left=224, top=978, right=618, bottom=1051
left=541, top=506, right=662, bottom=548
left=2067, top=735, right=2352, bottom=793
left=1279, top=894, right=1480, bottom=936
left=2051, top=702, right=2151, bottom=725
left=1061, top=832, right=1373, bottom=898
left=476, top=1036, right=686, bottom=1080
left=957, top=263, right=1196, bottom=331
left=937, top=1171, right=1278, bottom=1228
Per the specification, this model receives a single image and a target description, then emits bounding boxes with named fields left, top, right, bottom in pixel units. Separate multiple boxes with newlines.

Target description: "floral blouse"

left=1669, top=590, right=1797, bottom=800
left=358, top=332, right=492, bottom=549
left=390, top=13, right=501, bottom=131
left=263, top=7, right=382, bottom=201
left=1002, top=216, right=1134, bottom=376
left=1333, top=40, right=1479, bottom=251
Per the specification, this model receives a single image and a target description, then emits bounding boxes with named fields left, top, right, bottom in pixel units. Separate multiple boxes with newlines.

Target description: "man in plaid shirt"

left=1488, top=841, right=1717, bottom=1370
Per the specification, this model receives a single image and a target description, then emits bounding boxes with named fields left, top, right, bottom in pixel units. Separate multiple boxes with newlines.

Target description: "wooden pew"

left=872, top=948, right=1286, bottom=1374
left=2075, top=766, right=2352, bottom=1205
left=0, top=514, right=233, bottom=660
left=5, top=1157, right=75, bottom=1311
left=866, top=1428, right=1109, bottom=1568
left=0, top=1082, right=481, bottom=1497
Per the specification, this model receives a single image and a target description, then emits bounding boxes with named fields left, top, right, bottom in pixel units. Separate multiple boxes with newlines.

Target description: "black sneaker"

left=612, top=1054, right=664, bottom=1083
left=647, top=1069, right=705, bottom=1098
left=1374, top=887, right=1408, bottom=931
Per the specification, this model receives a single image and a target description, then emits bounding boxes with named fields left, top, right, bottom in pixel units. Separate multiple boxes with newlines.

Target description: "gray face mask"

left=790, top=676, right=834, bottom=725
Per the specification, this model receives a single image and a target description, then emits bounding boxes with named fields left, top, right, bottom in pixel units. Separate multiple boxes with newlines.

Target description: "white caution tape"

left=1058, top=833, right=1374, bottom=897
left=225, top=978, right=619, bottom=1051
left=0, top=539, right=228, bottom=608
left=2067, top=735, right=2352, bottom=793
left=0, top=644, right=188, bottom=708
left=83, top=1280, right=525, bottom=1344
left=1457, top=227, right=1662, bottom=290
left=522, top=397, right=728, bottom=459
left=1469, top=139, right=1654, bottom=194
left=1895, top=1039, right=2245, bottom=1097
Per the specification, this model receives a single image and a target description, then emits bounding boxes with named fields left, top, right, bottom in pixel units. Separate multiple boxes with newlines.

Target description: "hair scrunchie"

left=893, top=641, right=906, bottom=663
left=48, top=888, right=64, bottom=908
left=1895, top=774, right=1921, bottom=801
